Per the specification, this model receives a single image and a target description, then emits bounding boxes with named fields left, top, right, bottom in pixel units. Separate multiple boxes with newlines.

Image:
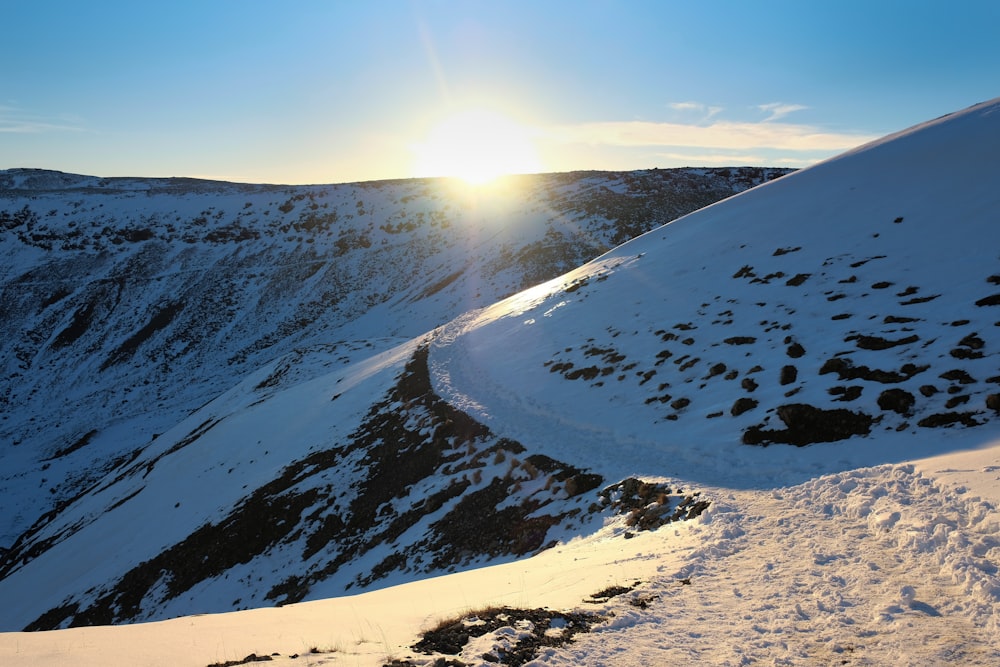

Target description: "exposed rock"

left=411, top=605, right=603, bottom=665
left=959, top=333, right=986, bottom=349
left=785, top=273, right=811, bottom=287
left=820, top=357, right=928, bottom=384
left=597, top=478, right=710, bottom=532
left=743, top=404, right=873, bottom=446
left=945, top=395, right=970, bottom=409
left=772, top=246, right=801, bottom=256
left=785, top=341, right=806, bottom=358
left=24, top=347, right=610, bottom=629
left=917, top=412, right=981, bottom=428
left=723, top=336, right=756, bottom=345
left=845, top=333, right=919, bottom=351
left=829, top=386, right=863, bottom=402
left=975, top=294, right=1000, bottom=307
left=705, top=362, right=727, bottom=379
left=952, top=333, right=986, bottom=359
left=731, top=397, right=758, bottom=416
left=877, top=389, right=915, bottom=415
left=940, top=369, right=976, bottom=385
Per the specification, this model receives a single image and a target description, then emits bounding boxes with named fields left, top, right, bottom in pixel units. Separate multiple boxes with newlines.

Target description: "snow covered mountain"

left=0, top=167, right=787, bottom=627
left=2, top=97, right=1000, bottom=666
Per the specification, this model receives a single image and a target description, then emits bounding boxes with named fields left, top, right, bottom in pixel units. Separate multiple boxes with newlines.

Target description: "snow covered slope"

left=1, top=98, right=1000, bottom=665
left=430, top=99, right=1000, bottom=486
left=0, top=167, right=784, bottom=629
left=0, top=167, right=781, bottom=548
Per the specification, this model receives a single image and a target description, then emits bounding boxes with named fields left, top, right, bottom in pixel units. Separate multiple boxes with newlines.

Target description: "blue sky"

left=3, top=1, right=998, bottom=184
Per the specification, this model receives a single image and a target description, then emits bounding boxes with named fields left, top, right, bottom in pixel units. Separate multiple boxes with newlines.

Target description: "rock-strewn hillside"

left=0, top=167, right=784, bottom=625
left=426, top=100, right=1000, bottom=490
left=6, top=98, right=998, bottom=634
left=2, top=100, right=1000, bottom=666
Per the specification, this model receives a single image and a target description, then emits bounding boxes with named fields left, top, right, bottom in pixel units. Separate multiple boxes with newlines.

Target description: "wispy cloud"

left=655, top=151, right=820, bottom=168
left=668, top=101, right=723, bottom=120
left=757, top=102, right=809, bottom=122
left=655, top=151, right=771, bottom=165
left=544, top=119, right=875, bottom=153
left=0, top=107, right=83, bottom=133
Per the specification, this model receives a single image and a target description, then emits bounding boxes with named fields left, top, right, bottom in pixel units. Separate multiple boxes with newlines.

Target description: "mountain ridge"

left=0, top=166, right=787, bottom=628
left=0, top=99, right=999, bottom=665
left=3, top=99, right=1000, bottom=636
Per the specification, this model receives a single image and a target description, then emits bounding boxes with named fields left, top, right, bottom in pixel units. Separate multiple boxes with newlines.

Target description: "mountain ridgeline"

left=4, top=96, right=1000, bottom=633
left=0, top=167, right=785, bottom=628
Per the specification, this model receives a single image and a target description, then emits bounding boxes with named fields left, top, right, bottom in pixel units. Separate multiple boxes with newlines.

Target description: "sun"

left=413, top=109, right=542, bottom=185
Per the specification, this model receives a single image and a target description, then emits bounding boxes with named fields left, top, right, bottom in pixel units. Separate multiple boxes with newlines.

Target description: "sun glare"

left=413, top=109, right=542, bottom=185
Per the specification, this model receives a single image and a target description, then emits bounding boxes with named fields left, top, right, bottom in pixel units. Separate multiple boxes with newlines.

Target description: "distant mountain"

left=0, top=166, right=788, bottom=629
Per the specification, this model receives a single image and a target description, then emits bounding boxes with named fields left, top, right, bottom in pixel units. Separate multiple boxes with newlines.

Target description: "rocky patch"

left=24, top=347, right=708, bottom=630
left=743, top=404, right=873, bottom=446
left=878, top=389, right=915, bottom=415
left=395, top=606, right=603, bottom=667
left=595, top=478, right=709, bottom=533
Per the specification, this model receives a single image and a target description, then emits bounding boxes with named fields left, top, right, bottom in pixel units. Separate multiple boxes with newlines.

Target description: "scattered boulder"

left=940, top=369, right=976, bottom=385
left=785, top=273, right=811, bottom=287
left=705, top=362, right=727, bottom=379
left=877, top=389, right=915, bottom=415
left=945, top=395, right=970, bottom=409
left=959, top=333, right=985, bottom=349
left=785, top=340, right=806, bottom=358
left=829, top=386, right=863, bottom=402
left=412, top=605, right=603, bottom=664
left=918, top=412, right=980, bottom=428
left=975, top=294, right=1000, bottom=307
left=597, top=478, right=709, bottom=531
left=773, top=246, right=801, bottom=256
left=723, top=336, right=756, bottom=345
left=845, top=333, right=920, bottom=350
left=780, top=365, right=798, bottom=385
left=731, top=397, right=758, bottom=416
left=951, top=333, right=986, bottom=359
left=820, top=357, right=928, bottom=384
left=743, top=403, right=873, bottom=446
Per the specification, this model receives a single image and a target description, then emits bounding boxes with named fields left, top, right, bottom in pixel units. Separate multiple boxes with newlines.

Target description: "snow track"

left=546, top=463, right=1000, bottom=666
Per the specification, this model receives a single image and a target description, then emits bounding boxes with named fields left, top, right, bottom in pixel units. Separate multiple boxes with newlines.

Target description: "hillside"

left=0, top=167, right=787, bottom=624
left=1, top=98, right=1000, bottom=666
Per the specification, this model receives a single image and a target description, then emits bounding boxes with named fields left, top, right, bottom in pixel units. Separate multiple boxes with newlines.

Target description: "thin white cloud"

left=757, top=102, right=809, bottom=122
left=668, top=101, right=723, bottom=120
left=656, top=151, right=770, bottom=165
left=655, top=151, right=819, bottom=168
left=544, top=119, right=876, bottom=152
left=0, top=109, right=82, bottom=133
left=668, top=101, right=703, bottom=112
